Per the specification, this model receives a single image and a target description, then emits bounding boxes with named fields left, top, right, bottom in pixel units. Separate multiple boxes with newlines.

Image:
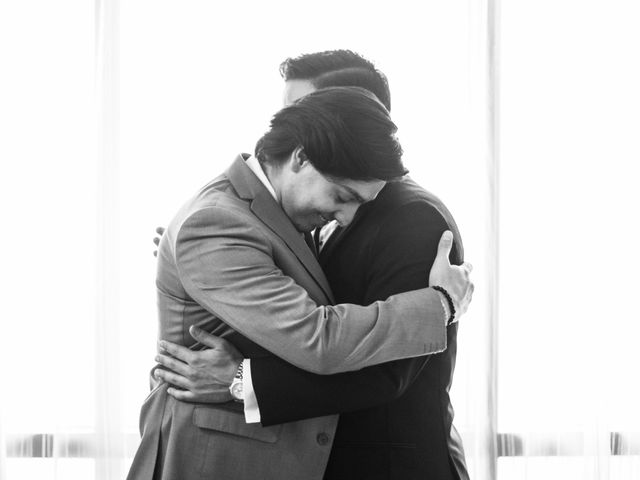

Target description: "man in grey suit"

left=127, top=87, right=473, bottom=480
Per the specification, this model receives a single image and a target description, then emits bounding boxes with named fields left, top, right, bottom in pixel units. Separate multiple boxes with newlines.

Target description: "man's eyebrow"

left=342, top=185, right=367, bottom=204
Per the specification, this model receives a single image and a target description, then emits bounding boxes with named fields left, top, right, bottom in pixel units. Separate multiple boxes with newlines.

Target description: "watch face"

left=231, top=381, right=244, bottom=400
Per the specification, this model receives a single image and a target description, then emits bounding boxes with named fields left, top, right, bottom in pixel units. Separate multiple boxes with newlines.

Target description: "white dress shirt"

left=241, top=155, right=278, bottom=423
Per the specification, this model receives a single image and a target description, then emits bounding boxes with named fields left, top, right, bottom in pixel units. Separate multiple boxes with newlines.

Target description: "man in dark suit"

left=155, top=51, right=470, bottom=479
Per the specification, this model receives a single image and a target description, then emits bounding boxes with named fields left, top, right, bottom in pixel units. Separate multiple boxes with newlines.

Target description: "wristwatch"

left=229, top=361, right=244, bottom=402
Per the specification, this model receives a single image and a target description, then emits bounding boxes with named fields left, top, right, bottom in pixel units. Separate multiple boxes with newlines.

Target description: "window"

left=2, top=1, right=638, bottom=479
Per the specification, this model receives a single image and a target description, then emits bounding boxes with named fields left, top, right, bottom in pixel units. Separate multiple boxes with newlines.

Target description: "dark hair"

left=255, top=87, right=405, bottom=182
left=279, top=50, right=391, bottom=111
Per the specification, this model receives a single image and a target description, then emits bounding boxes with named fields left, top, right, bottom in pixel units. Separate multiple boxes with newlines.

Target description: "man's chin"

left=293, top=220, right=314, bottom=233
left=293, top=216, right=327, bottom=233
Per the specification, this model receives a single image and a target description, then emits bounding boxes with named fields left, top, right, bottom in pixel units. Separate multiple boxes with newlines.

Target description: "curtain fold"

left=0, top=411, right=6, bottom=479
left=95, top=0, right=127, bottom=478
left=497, top=0, right=640, bottom=478
left=447, top=0, right=499, bottom=478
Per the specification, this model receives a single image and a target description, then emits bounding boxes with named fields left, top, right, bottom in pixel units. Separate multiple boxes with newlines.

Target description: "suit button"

left=316, top=433, right=330, bottom=446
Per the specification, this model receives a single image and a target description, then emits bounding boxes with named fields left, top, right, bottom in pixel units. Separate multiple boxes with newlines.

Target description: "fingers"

left=462, top=262, right=473, bottom=274
left=153, top=226, right=165, bottom=257
left=189, top=326, right=227, bottom=350
left=155, top=368, right=191, bottom=390
left=166, top=387, right=197, bottom=402
left=159, top=340, right=195, bottom=363
left=167, top=386, right=232, bottom=404
left=434, top=231, right=453, bottom=265
left=156, top=353, right=191, bottom=377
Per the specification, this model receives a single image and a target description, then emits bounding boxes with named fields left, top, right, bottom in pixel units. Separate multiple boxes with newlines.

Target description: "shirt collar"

left=245, top=155, right=278, bottom=201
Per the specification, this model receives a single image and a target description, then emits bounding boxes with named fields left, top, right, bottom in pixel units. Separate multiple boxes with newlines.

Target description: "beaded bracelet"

left=433, top=285, right=456, bottom=326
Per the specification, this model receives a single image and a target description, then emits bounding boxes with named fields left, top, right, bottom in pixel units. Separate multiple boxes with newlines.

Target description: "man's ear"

left=290, top=146, right=310, bottom=173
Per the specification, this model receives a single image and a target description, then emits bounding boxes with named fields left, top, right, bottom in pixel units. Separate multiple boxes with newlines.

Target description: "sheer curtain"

left=0, top=0, right=128, bottom=478
left=497, top=0, right=640, bottom=478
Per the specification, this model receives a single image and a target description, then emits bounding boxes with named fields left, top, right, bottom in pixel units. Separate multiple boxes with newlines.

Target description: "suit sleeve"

left=251, top=202, right=462, bottom=426
left=175, top=205, right=447, bottom=375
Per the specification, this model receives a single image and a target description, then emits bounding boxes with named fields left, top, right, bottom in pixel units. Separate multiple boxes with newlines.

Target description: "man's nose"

left=334, top=204, right=359, bottom=226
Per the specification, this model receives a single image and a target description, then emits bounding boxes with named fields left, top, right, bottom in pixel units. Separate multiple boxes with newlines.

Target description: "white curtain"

left=0, top=0, right=129, bottom=478
left=497, top=0, right=640, bottom=478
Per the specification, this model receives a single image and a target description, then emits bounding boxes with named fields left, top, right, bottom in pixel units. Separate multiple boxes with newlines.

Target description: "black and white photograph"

left=1, top=1, right=638, bottom=479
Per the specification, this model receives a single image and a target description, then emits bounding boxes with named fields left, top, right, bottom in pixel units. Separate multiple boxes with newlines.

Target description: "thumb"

left=189, top=325, right=224, bottom=349
left=435, top=230, right=453, bottom=264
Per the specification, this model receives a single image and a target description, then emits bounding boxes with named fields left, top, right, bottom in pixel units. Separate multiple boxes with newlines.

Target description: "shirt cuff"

left=242, top=359, right=261, bottom=424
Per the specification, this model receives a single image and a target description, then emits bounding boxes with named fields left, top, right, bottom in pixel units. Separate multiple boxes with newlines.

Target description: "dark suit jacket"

left=250, top=177, right=470, bottom=480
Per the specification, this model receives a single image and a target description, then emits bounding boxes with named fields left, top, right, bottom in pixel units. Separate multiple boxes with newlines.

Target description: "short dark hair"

left=279, top=50, right=391, bottom=111
left=255, top=87, right=405, bottom=182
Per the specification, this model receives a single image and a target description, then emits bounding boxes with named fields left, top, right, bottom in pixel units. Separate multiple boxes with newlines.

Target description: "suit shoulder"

left=365, top=177, right=464, bottom=261
left=192, top=173, right=247, bottom=211
left=372, top=177, right=455, bottom=224
left=168, top=174, right=255, bottom=235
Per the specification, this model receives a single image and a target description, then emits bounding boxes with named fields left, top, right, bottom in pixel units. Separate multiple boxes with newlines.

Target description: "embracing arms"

left=156, top=201, right=471, bottom=415
left=171, top=206, right=470, bottom=375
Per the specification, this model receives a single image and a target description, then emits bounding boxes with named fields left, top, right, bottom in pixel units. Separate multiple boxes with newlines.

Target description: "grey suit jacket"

left=127, top=154, right=448, bottom=480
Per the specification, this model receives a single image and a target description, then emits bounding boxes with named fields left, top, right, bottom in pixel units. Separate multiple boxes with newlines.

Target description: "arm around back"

left=175, top=205, right=447, bottom=375
left=252, top=201, right=462, bottom=425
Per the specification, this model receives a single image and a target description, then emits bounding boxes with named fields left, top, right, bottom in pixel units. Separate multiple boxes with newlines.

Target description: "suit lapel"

left=249, top=190, right=334, bottom=302
left=303, top=231, right=318, bottom=256
left=226, top=155, right=335, bottom=303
